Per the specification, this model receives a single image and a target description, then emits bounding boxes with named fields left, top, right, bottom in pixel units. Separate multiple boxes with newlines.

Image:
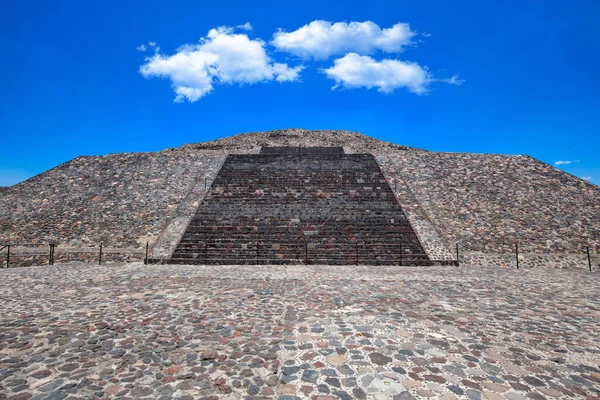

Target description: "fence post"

left=6, top=245, right=10, bottom=268
left=144, top=241, right=149, bottom=265
left=355, top=243, right=359, bottom=266
left=99, top=242, right=103, bottom=265
left=587, top=246, right=592, bottom=272
left=399, top=242, right=402, bottom=266
left=456, top=243, right=460, bottom=267
left=515, top=243, right=519, bottom=269
left=305, top=242, right=309, bottom=265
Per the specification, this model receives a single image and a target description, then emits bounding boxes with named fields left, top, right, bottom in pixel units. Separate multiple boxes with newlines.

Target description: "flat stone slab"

left=0, top=263, right=599, bottom=399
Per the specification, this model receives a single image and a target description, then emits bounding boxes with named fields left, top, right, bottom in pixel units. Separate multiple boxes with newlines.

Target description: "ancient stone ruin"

left=1, top=129, right=598, bottom=268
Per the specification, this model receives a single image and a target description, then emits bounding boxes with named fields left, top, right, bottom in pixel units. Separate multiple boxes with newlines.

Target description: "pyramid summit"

left=0, top=128, right=598, bottom=268
left=173, top=128, right=420, bottom=153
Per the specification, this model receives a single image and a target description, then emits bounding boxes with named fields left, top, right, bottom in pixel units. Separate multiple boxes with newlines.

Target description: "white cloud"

left=554, top=160, right=580, bottom=165
left=271, top=20, right=416, bottom=60
left=236, top=22, right=252, bottom=31
left=581, top=176, right=592, bottom=181
left=323, top=53, right=431, bottom=94
left=441, top=73, right=465, bottom=86
left=136, top=44, right=147, bottom=52
left=139, top=26, right=303, bottom=102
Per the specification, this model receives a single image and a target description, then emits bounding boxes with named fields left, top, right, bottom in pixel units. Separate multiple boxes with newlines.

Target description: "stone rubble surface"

left=0, top=152, right=224, bottom=250
left=376, top=155, right=454, bottom=261
left=384, top=152, right=599, bottom=253
left=1, top=263, right=599, bottom=399
left=176, top=129, right=417, bottom=155
left=2, top=129, right=599, bottom=267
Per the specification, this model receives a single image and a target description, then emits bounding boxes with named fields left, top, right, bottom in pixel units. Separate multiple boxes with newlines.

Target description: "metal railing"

left=0, top=243, right=55, bottom=268
left=454, top=242, right=598, bottom=271
left=2, top=240, right=596, bottom=270
left=0, top=242, right=151, bottom=268
left=170, top=240, right=432, bottom=266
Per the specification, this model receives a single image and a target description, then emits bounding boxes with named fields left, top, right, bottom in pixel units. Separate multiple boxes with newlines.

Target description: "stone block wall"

left=0, top=151, right=225, bottom=251
left=168, top=150, right=431, bottom=265
left=385, top=152, right=599, bottom=254
left=2, top=129, right=598, bottom=268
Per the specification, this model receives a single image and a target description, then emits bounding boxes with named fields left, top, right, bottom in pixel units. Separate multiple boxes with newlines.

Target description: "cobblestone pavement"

left=1, top=263, right=599, bottom=400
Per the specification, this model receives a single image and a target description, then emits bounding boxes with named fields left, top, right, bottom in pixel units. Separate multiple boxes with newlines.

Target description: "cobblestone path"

left=1, top=264, right=599, bottom=400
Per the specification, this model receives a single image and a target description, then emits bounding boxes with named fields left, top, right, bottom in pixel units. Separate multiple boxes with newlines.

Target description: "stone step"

left=168, top=150, right=430, bottom=265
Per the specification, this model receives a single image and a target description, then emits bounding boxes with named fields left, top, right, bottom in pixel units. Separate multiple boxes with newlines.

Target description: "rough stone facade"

left=150, top=155, right=227, bottom=259
left=385, top=151, right=599, bottom=254
left=0, top=151, right=224, bottom=249
left=1, top=128, right=598, bottom=268
left=376, top=155, right=455, bottom=261
left=177, top=128, right=417, bottom=154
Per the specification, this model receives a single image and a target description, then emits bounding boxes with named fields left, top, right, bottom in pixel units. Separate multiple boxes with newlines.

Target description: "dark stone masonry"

left=1, top=128, right=599, bottom=267
left=168, top=148, right=429, bottom=265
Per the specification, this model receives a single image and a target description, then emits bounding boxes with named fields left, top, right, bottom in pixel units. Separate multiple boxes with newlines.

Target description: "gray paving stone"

left=0, top=263, right=598, bottom=400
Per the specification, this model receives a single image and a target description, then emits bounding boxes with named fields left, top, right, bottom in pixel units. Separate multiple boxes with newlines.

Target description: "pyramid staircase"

left=167, top=147, right=431, bottom=265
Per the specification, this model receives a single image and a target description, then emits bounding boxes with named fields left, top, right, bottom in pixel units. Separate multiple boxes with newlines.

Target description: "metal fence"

left=0, top=242, right=149, bottom=268
left=167, top=240, right=434, bottom=266
left=455, top=242, right=598, bottom=271
left=2, top=240, right=597, bottom=270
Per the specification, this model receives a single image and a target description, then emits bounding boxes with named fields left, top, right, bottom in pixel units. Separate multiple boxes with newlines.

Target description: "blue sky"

left=1, top=0, right=599, bottom=186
